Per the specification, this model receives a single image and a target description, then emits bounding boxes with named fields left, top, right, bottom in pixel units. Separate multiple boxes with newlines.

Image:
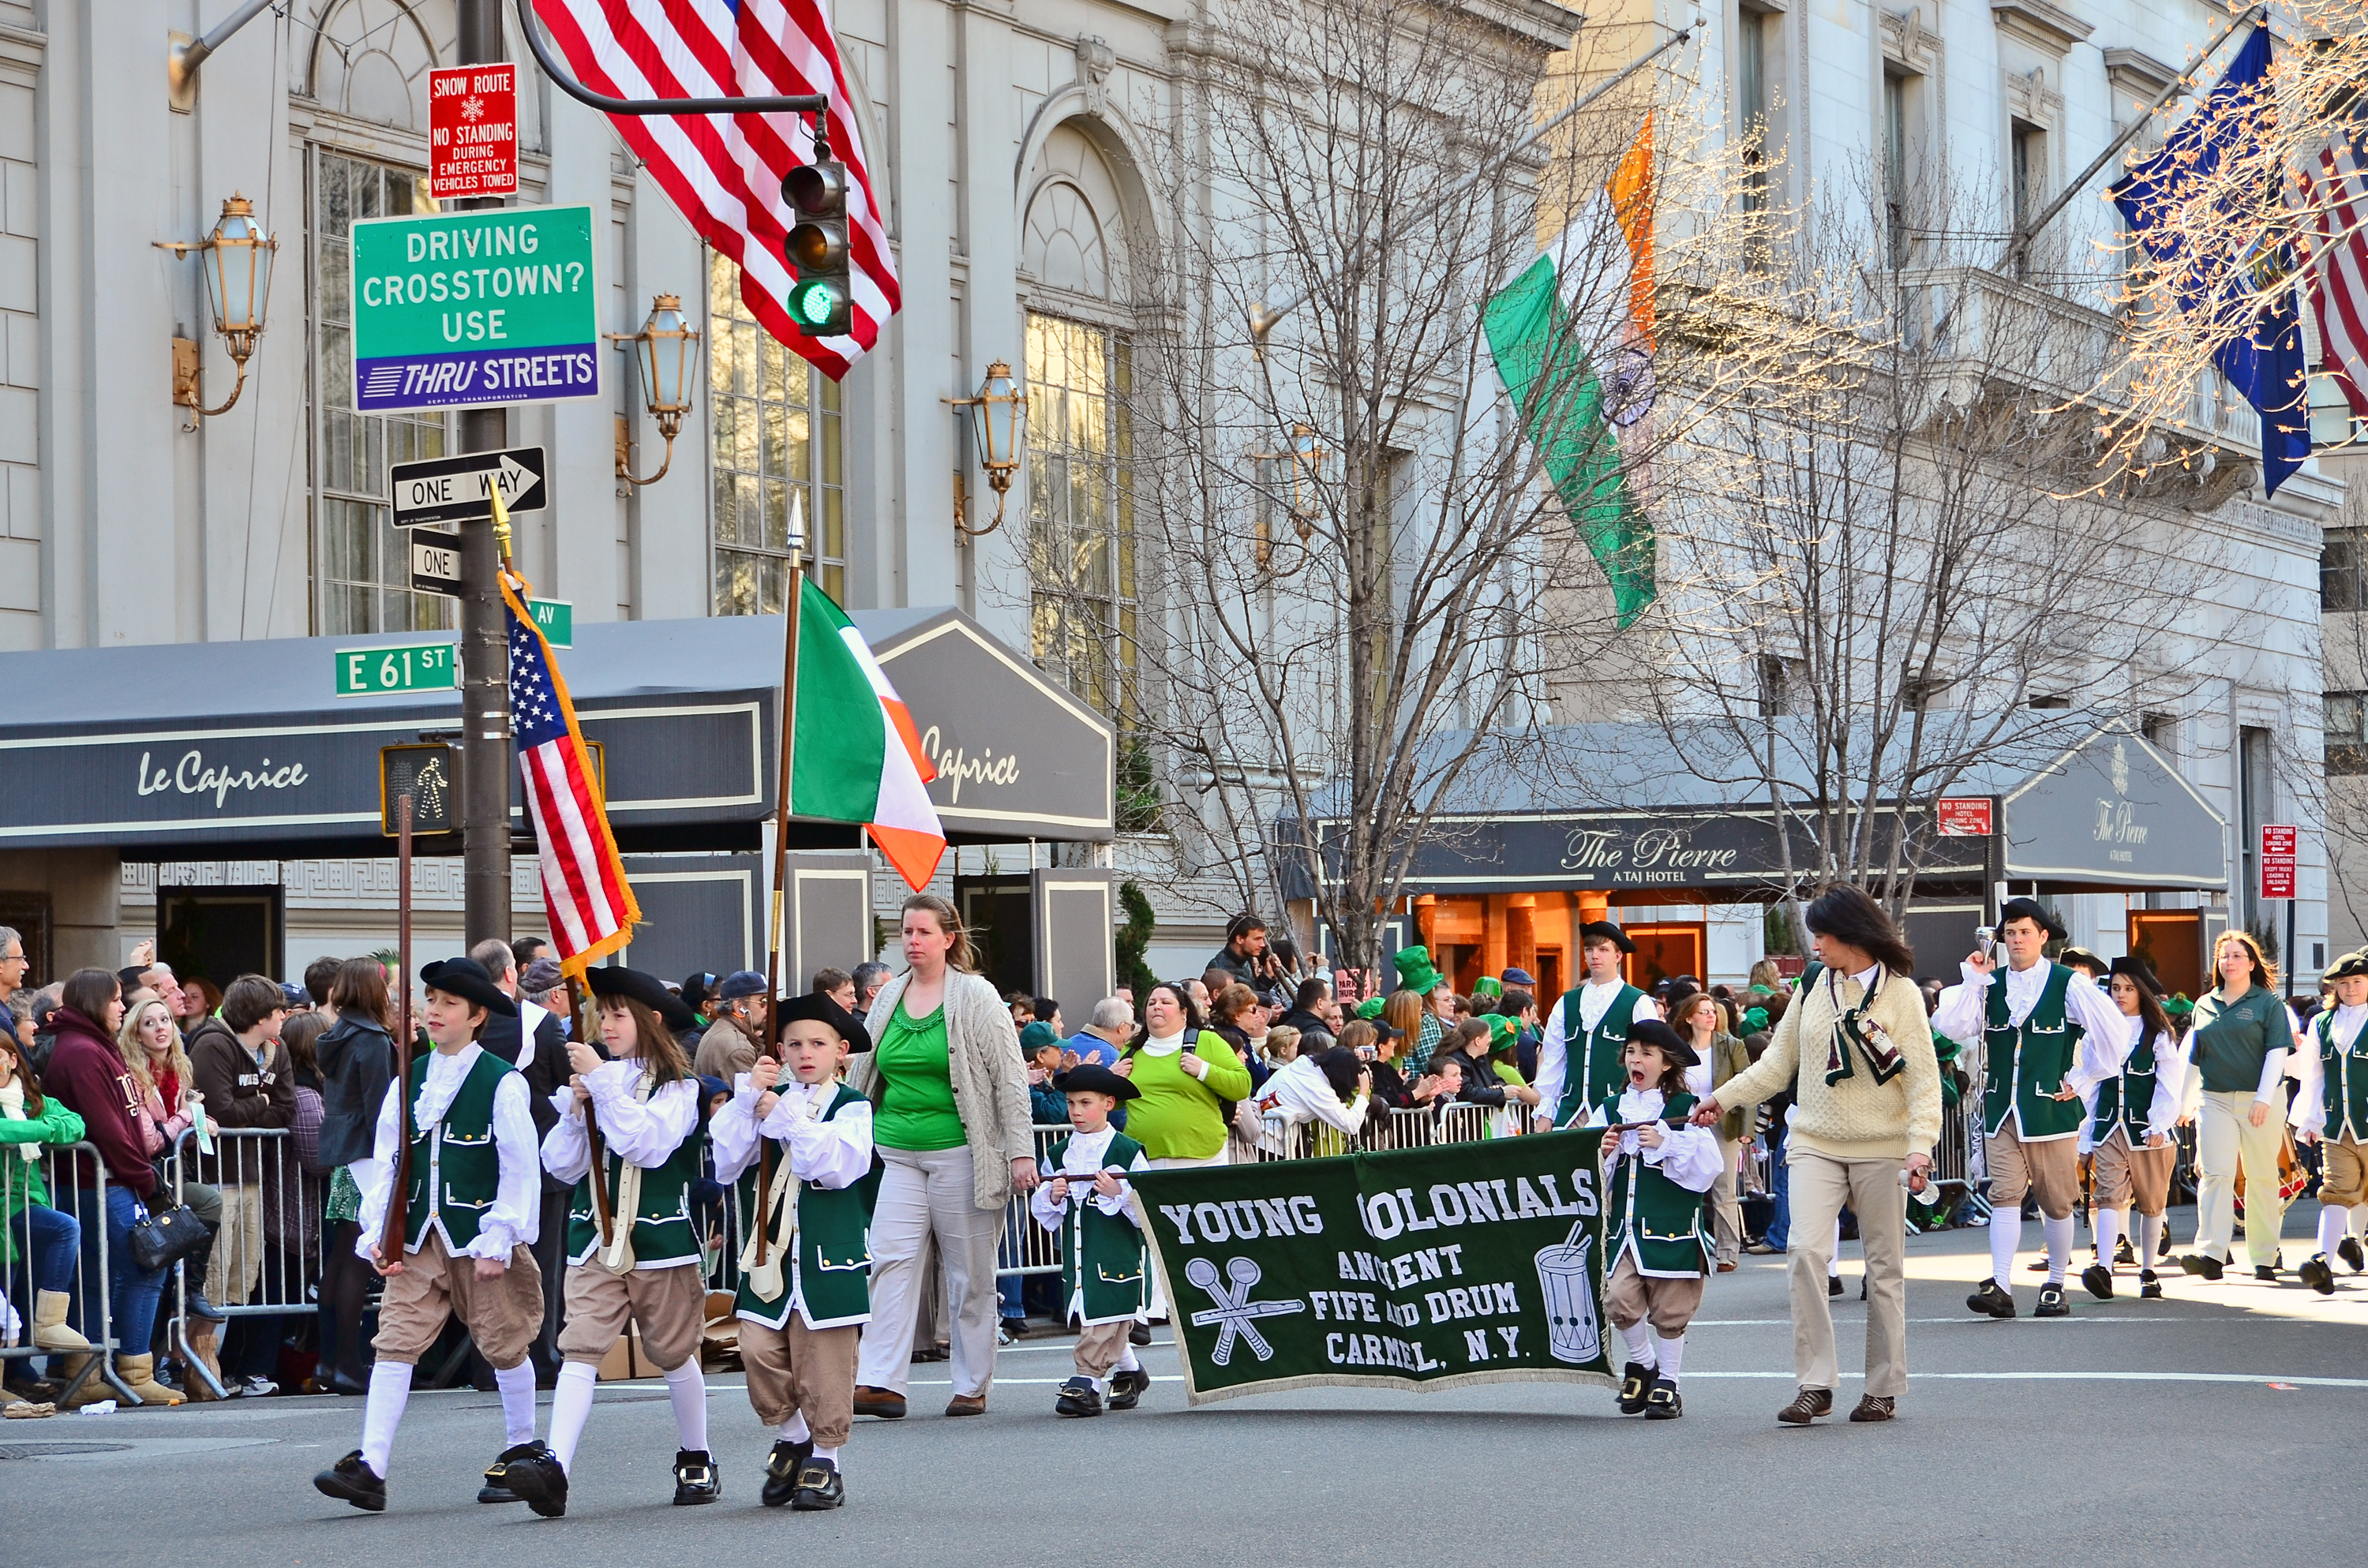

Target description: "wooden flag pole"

left=380, top=793, right=416, bottom=1263
left=755, top=508, right=809, bottom=1265
left=568, top=967, right=616, bottom=1248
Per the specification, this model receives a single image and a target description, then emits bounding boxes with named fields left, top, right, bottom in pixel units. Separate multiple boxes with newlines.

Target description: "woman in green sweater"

left=2179, top=930, right=2300, bottom=1282
left=1115, top=983, right=1252, bottom=1167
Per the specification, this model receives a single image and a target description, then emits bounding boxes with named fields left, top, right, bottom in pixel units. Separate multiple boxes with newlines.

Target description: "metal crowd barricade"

left=2, top=1143, right=129, bottom=1405
left=161, top=1126, right=324, bottom=1399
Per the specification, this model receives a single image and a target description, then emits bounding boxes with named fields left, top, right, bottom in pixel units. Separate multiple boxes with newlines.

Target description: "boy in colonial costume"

left=708, top=991, right=876, bottom=1509
left=1030, top=1062, right=1152, bottom=1417
left=504, top=967, right=713, bottom=1518
left=1583, top=1020, right=1721, bottom=1420
left=1535, top=920, right=1662, bottom=1130
left=314, top=958, right=545, bottom=1514
left=2081, top=956, right=2192, bottom=1300
left=1931, top=897, right=2131, bottom=1319
left=2294, top=950, right=2368, bottom=1295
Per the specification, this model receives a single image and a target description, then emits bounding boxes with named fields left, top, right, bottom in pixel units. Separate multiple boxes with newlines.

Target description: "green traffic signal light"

left=789, top=276, right=848, bottom=332
left=781, top=152, right=851, bottom=339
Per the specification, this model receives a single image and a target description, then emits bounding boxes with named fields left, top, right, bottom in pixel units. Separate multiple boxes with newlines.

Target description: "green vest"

left=2317, top=1010, right=2368, bottom=1143
left=1983, top=963, right=2085, bottom=1140
left=733, top=1084, right=874, bottom=1329
left=1048, top=1130, right=1148, bottom=1325
left=565, top=1075, right=706, bottom=1267
left=1555, top=982, right=1646, bottom=1126
left=1604, top=1091, right=1710, bottom=1276
left=2089, top=1024, right=2164, bottom=1143
left=402, top=1047, right=517, bottom=1253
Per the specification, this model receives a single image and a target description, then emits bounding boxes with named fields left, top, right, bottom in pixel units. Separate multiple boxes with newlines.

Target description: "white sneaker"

left=239, top=1375, right=279, bottom=1398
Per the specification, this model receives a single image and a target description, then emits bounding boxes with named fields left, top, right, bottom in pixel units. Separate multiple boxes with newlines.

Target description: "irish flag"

left=789, top=580, right=946, bottom=890
left=1482, top=112, right=1658, bottom=627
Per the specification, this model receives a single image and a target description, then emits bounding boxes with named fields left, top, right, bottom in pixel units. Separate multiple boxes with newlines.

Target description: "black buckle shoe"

left=1643, top=1377, right=1683, bottom=1420
left=673, top=1448, right=721, bottom=1506
left=313, top=1450, right=388, bottom=1513
left=1054, top=1375, right=1103, bottom=1418
left=2340, top=1235, right=2365, bottom=1274
left=1827, top=1274, right=1843, bottom=1297
left=2080, top=1263, right=2115, bottom=1301
left=761, top=1437, right=813, bottom=1507
left=2114, top=1235, right=2135, bottom=1266
left=1616, top=1360, right=1654, bottom=1415
left=2139, top=1270, right=2163, bottom=1299
left=2034, top=1283, right=2069, bottom=1317
left=1106, top=1366, right=1150, bottom=1411
left=1127, top=1322, right=1153, bottom=1346
left=479, top=1440, right=546, bottom=1503
left=2299, top=1255, right=2337, bottom=1295
left=1965, top=1279, right=2016, bottom=1319
left=500, top=1448, right=569, bottom=1517
left=789, top=1456, right=845, bottom=1511
left=2179, top=1253, right=2224, bottom=1282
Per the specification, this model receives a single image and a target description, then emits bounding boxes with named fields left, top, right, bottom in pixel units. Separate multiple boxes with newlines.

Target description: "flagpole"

left=755, top=497, right=808, bottom=1266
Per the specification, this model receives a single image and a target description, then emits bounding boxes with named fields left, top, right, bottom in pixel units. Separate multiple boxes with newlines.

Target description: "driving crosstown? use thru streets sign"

left=349, top=204, right=599, bottom=414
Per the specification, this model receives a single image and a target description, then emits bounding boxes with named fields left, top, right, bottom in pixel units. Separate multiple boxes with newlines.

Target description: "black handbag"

left=126, top=1199, right=209, bottom=1274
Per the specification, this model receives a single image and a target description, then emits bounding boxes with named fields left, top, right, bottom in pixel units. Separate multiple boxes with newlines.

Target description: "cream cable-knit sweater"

left=1718, top=968, right=1943, bottom=1161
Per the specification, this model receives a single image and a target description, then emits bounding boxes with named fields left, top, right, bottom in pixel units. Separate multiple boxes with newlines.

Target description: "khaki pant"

left=556, top=1262, right=706, bottom=1371
left=740, top=1315, right=858, bottom=1447
left=203, top=1184, right=266, bottom=1310
left=855, top=1147, right=1006, bottom=1400
left=2195, top=1091, right=2287, bottom=1269
left=1985, top=1119, right=2080, bottom=1220
left=2090, top=1127, right=2177, bottom=1216
left=1785, top=1150, right=1909, bottom=1398
left=1604, top=1252, right=1705, bottom=1337
left=2321, top=1136, right=2368, bottom=1208
left=369, top=1229, right=545, bottom=1370
left=1710, top=1139, right=1744, bottom=1265
left=1074, top=1319, right=1133, bottom=1379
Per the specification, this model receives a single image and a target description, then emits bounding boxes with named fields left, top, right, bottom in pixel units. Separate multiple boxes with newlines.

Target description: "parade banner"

left=1135, top=1131, right=1613, bottom=1406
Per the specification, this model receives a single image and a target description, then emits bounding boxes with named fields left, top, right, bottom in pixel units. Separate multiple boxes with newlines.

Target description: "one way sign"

left=388, top=447, right=547, bottom=529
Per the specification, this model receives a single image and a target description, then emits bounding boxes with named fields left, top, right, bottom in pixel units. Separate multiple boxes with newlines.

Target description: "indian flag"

left=1482, top=111, right=1658, bottom=627
left=789, top=579, right=947, bottom=890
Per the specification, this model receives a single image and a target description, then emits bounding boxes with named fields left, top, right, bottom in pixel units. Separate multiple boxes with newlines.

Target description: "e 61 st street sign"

left=390, top=447, right=546, bottom=529
left=350, top=204, right=599, bottom=414
left=336, top=643, right=456, bottom=698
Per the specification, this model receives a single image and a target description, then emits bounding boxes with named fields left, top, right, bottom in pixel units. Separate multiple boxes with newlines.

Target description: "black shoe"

left=479, top=1440, right=547, bottom=1503
left=1776, top=1386, right=1833, bottom=1425
left=2254, top=1264, right=2280, bottom=1282
left=326, top=1371, right=369, bottom=1398
left=2140, top=1270, right=2164, bottom=1300
left=1127, top=1322, right=1152, bottom=1346
left=2179, top=1253, right=2224, bottom=1282
left=3, top=1370, right=60, bottom=1404
left=1859, top=1278, right=1868, bottom=1301
left=2081, top=1263, right=2115, bottom=1301
left=999, top=1316, right=1029, bottom=1342
left=2115, top=1235, right=2135, bottom=1267
left=1616, top=1360, right=1654, bottom=1415
left=760, top=1437, right=813, bottom=1507
left=1965, top=1279, right=2015, bottom=1319
left=2025, top=1257, right=2051, bottom=1273
left=501, top=1448, right=569, bottom=1517
left=313, top=1450, right=388, bottom=1513
left=1643, top=1376, right=1683, bottom=1420
left=1849, top=1394, right=1896, bottom=1423
left=1106, top=1366, right=1150, bottom=1411
left=789, top=1456, right=845, bottom=1511
left=2341, top=1235, right=2365, bottom=1274
left=1054, top=1375, right=1103, bottom=1417
left=1827, top=1274, right=1843, bottom=1297
left=673, top=1448, right=721, bottom=1506
left=2034, top=1283, right=2069, bottom=1317
left=2299, top=1255, right=2337, bottom=1296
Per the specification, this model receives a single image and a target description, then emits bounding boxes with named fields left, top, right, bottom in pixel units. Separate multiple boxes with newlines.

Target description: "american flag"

left=2304, top=137, right=2368, bottom=416
left=533, top=0, right=899, bottom=380
left=501, top=571, right=641, bottom=972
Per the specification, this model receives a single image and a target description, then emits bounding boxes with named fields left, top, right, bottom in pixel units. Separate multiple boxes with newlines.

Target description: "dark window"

left=2324, top=530, right=2365, bottom=610
left=2328, top=692, right=2367, bottom=777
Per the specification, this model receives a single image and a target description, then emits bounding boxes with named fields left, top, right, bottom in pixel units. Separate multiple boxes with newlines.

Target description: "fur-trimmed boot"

left=115, top=1354, right=182, bottom=1407
left=31, top=1291, right=93, bottom=1356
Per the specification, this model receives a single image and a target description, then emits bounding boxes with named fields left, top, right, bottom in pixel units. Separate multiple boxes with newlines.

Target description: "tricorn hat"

left=1053, top=1062, right=1139, bottom=1101
left=586, top=965, right=697, bottom=1034
left=1578, top=919, right=1636, bottom=955
left=1998, top=896, right=2067, bottom=942
left=419, top=956, right=518, bottom=1018
left=2327, top=950, right=2368, bottom=982
left=2058, top=945, right=2108, bottom=978
left=1626, top=1016, right=1698, bottom=1069
left=2108, top=954, right=2164, bottom=994
left=775, top=990, right=872, bottom=1053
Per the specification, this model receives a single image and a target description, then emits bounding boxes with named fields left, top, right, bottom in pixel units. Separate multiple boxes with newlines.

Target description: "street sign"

left=1935, top=798, right=1994, bottom=836
left=389, top=446, right=546, bottom=528
left=335, top=642, right=457, bottom=698
left=380, top=743, right=459, bottom=836
left=410, top=537, right=464, bottom=597
left=429, top=65, right=517, bottom=200
left=2261, top=823, right=2297, bottom=900
left=350, top=204, right=600, bottom=414
left=530, top=597, right=572, bottom=648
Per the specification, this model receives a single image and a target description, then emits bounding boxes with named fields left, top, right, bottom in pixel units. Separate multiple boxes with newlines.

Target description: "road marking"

left=1677, top=1371, right=2368, bottom=1388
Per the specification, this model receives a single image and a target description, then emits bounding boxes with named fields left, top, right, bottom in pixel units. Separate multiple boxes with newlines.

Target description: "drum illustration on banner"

left=1535, top=1224, right=1601, bottom=1364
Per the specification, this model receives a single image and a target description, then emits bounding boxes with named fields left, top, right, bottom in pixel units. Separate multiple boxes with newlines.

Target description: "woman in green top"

left=2179, top=930, right=2301, bottom=1282
left=1115, top=982, right=1252, bottom=1166
left=847, top=893, right=1036, bottom=1420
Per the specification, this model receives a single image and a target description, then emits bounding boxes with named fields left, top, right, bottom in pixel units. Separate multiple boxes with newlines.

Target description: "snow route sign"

left=429, top=65, right=518, bottom=199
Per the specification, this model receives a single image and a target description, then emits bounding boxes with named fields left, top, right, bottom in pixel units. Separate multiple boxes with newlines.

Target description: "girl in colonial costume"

left=1585, top=1019, right=1722, bottom=1420
left=2081, top=956, right=2191, bottom=1301
left=1030, top=1062, right=1152, bottom=1417
left=708, top=991, right=875, bottom=1509
left=2293, top=950, right=2368, bottom=1295
left=504, top=967, right=712, bottom=1518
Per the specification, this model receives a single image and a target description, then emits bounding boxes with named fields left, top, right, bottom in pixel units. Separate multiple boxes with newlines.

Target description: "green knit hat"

left=1355, top=996, right=1388, bottom=1021
left=1488, top=1015, right=1518, bottom=1051
left=1392, top=945, right=1444, bottom=996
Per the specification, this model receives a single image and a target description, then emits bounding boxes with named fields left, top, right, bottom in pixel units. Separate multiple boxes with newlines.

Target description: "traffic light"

left=782, top=148, right=850, bottom=337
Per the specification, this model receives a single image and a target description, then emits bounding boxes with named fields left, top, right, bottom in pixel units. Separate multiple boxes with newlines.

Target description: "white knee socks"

left=1116, top=1343, right=1141, bottom=1374
left=663, top=1360, right=708, bottom=1454
left=2138, top=1212, right=2165, bottom=1272
left=360, top=1360, right=414, bottom=1476
left=2093, top=1207, right=2123, bottom=1272
left=2319, top=1203, right=2349, bottom=1258
left=1990, top=1211, right=2020, bottom=1286
left=549, top=1362, right=598, bottom=1473
left=1619, top=1321, right=1653, bottom=1368
left=814, top=1443, right=841, bottom=1465
left=2042, top=1215, right=2074, bottom=1284
left=2350, top=1205, right=2368, bottom=1240
left=1651, top=1333, right=1684, bottom=1383
left=493, top=1360, right=538, bottom=1449
left=780, top=1411, right=811, bottom=1443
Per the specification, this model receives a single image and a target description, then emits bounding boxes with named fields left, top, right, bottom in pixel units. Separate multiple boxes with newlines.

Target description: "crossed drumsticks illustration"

left=1184, top=1256, right=1307, bottom=1365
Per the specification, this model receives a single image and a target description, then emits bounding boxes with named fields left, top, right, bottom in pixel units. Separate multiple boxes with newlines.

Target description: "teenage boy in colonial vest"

left=1583, top=1019, right=1722, bottom=1420
left=708, top=990, right=876, bottom=1510
left=313, top=958, right=546, bottom=1514
left=1931, top=899, right=2131, bottom=1319
left=2293, top=950, right=2368, bottom=1295
left=2080, top=956, right=2193, bottom=1301
left=1030, top=1062, right=1152, bottom=1418
left=1535, top=921, right=1663, bottom=1130
left=503, top=967, right=713, bottom=1519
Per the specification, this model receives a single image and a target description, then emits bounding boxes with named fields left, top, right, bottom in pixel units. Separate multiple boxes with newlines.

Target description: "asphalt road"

left=8, top=1203, right=2363, bottom=1568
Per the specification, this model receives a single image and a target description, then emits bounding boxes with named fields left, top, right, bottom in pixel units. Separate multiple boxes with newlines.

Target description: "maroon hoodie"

left=43, top=1006, right=157, bottom=1199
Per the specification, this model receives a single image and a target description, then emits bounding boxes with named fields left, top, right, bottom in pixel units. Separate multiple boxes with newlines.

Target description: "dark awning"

left=0, top=607, right=1113, bottom=859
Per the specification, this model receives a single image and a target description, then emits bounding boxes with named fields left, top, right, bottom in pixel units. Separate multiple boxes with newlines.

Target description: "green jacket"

left=0, top=1096, right=82, bottom=1263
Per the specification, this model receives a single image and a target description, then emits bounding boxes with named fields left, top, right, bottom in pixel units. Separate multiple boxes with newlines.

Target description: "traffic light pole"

left=457, top=0, right=511, bottom=949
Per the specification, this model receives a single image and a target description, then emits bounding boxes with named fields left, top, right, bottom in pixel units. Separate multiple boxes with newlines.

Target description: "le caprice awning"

left=0, top=606, right=1114, bottom=859
left=1283, top=719, right=2227, bottom=899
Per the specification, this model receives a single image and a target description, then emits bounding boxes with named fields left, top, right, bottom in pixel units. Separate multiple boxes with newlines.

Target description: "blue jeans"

left=1767, top=1129, right=1792, bottom=1252
left=73, top=1188, right=168, bottom=1355
left=9, top=1202, right=82, bottom=1293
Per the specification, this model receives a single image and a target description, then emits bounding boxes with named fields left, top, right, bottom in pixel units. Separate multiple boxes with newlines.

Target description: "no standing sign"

left=429, top=65, right=519, bottom=199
